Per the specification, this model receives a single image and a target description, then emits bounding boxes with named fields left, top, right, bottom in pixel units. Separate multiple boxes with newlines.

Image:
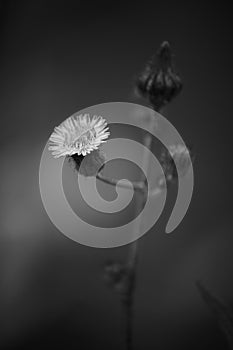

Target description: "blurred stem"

left=124, top=111, right=160, bottom=350
left=97, top=170, right=161, bottom=197
left=96, top=172, right=144, bottom=193
left=128, top=129, right=155, bottom=268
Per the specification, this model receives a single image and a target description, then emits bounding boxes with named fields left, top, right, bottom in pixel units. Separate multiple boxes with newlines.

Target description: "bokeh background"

left=1, top=1, right=233, bottom=349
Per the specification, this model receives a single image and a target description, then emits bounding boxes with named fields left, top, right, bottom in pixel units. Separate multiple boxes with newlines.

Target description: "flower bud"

left=68, top=149, right=106, bottom=177
left=136, top=41, right=182, bottom=110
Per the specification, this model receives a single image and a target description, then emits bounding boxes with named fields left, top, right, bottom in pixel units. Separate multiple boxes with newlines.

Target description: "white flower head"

left=48, top=114, right=110, bottom=158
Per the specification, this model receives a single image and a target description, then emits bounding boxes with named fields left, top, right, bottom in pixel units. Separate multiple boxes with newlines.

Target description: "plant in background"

left=102, top=41, right=187, bottom=350
left=101, top=41, right=190, bottom=350
left=48, top=41, right=194, bottom=350
left=47, top=40, right=233, bottom=350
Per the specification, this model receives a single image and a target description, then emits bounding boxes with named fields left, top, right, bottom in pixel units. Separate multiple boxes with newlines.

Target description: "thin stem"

left=96, top=172, right=144, bottom=193
left=124, top=116, right=158, bottom=350
left=97, top=111, right=162, bottom=350
left=128, top=130, right=154, bottom=267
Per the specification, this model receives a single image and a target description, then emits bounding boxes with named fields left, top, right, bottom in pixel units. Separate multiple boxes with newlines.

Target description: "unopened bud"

left=136, top=41, right=182, bottom=110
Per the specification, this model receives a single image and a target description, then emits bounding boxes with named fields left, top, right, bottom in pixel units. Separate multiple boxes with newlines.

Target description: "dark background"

left=0, top=1, right=233, bottom=349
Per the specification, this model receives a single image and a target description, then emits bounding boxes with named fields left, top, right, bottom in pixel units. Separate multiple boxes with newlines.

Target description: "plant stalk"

left=96, top=173, right=145, bottom=193
left=124, top=114, right=159, bottom=350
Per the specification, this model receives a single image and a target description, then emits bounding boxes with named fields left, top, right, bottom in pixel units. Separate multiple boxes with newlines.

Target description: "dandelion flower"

left=48, top=114, right=110, bottom=158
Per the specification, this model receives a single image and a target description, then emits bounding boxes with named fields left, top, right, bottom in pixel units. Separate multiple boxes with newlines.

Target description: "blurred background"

left=0, top=1, right=233, bottom=349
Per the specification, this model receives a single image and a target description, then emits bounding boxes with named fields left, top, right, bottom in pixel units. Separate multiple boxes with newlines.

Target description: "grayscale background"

left=0, top=1, right=232, bottom=349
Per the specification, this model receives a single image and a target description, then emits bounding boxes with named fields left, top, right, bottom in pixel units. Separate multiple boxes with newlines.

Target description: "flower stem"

left=96, top=172, right=145, bottom=192
left=124, top=116, right=158, bottom=350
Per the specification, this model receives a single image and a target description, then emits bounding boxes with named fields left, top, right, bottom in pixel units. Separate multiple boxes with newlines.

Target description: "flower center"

left=73, top=129, right=96, bottom=149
